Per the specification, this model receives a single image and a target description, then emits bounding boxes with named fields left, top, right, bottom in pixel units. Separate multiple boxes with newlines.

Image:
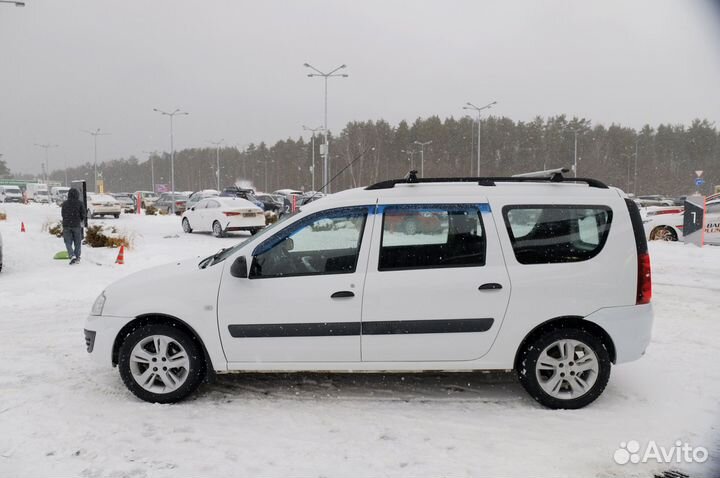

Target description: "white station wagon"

left=85, top=171, right=654, bottom=409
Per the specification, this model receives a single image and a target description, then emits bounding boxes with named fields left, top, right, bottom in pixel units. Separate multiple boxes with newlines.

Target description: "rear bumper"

left=225, top=216, right=266, bottom=231
left=2, top=197, right=22, bottom=203
left=585, top=303, right=654, bottom=364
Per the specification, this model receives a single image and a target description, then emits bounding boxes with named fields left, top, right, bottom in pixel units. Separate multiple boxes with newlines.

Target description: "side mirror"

left=230, top=256, right=248, bottom=278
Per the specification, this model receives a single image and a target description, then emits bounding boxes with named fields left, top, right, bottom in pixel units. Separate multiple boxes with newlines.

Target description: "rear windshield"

left=502, top=205, right=612, bottom=264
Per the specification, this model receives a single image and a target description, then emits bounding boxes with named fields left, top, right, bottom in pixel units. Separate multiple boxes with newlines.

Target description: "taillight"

left=223, top=212, right=241, bottom=216
left=637, top=252, right=652, bottom=304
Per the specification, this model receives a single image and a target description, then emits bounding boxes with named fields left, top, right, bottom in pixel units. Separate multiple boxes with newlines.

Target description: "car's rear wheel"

left=113, top=213, right=120, bottom=218
left=517, top=328, right=611, bottom=409
left=182, top=218, right=192, bottom=233
left=212, top=221, right=224, bottom=238
left=650, top=226, right=677, bottom=241
left=118, top=324, right=205, bottom=403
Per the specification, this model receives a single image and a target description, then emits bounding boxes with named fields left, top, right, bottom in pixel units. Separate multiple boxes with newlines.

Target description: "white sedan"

left=87, top=194, right=122, bottom=218
left=181, top=197, right=266, bottom=237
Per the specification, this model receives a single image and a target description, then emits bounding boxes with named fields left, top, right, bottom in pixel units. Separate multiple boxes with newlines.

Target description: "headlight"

left=91, top=292, right=106, bottom=316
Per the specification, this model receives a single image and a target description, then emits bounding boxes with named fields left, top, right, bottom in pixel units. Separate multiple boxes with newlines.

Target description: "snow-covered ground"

left=1, top=203, right=718, bottom=477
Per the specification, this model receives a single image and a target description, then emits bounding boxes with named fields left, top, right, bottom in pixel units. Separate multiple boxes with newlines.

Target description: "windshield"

left=203, top=209, right=300, bottom=267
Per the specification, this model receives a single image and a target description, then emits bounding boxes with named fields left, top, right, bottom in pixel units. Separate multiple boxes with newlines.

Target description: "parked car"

left=186, top=189, right=219, bottom=210
left=254, top=193, right=283, bottom=213
left=0, top=185, right=23, bottom=203
left=181, top=196, right=265, bottom=237
left=111, top=193, right=135, bottom=213
left=50, top=186, right=70, bottom=205
left=220, top=187, right=264, bottom=209
left=155, top=193, right=189, bottom=215
left=33, top=189, right=51, bottom=204
left=132, top=191, right=159, bottom=209
left=85, top=172, right=653, bottom=409
left=87, top=193, right=122, bottom=218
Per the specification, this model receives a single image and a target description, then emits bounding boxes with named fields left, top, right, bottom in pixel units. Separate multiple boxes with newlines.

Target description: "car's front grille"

left=84, top=329, right=96, bottom=353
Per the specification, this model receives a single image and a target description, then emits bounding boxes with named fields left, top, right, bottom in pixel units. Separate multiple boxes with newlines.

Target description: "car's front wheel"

left=517, top=327, right=611, bottom=409
left=118, top=324, right=206, bottom=403
left=182, top=218, right=192, bottom=233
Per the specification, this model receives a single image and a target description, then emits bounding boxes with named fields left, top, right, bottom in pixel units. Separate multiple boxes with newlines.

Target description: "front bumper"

left=585, top=303, right=654, bottom=364
left=83, top=315, right=134, bottom=366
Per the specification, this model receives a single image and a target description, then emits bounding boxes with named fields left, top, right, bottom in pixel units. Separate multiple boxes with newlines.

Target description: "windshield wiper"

left=199, top=247, right=230, bottom=269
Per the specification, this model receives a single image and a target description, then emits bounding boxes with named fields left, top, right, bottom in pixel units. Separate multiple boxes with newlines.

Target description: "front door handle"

left=478, top=283, right=503, bottom=290
left=331, top=291, right=355, bottom=298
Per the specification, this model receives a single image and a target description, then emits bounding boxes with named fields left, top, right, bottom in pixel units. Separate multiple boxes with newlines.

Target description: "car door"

left=361, top=202, right=511, bottom=362
left=217, top=206, right=374, bottom=364
left=189, top=199, right=208, bottom=230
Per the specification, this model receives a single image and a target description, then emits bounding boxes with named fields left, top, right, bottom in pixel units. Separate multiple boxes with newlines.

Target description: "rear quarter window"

left=502, top=205, right=613, bottom=264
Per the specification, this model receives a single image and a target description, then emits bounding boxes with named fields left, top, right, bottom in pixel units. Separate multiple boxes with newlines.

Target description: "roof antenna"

left=304, top=145, right=376, bottom=203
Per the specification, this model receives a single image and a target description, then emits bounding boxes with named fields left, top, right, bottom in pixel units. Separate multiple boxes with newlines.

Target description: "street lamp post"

left=413, top=140, right=432, bottom=178
left=304, top=62, right=348, bottom=193
left=153, top=108, right=189, bottom=214
left=303, top=125, right=324, bottom=191
left=34, top=143, right=59, bottom=183
left=0, top=1, right=25, bottom=6
left=142, top=150, right=158, bottom=192
left=569, top=129, right=582, bottom=178
left=634, top=140, right=639, bottom=196
left=82, top=129, right=110, bottom=193
left=462, top=101, right=497, bottom=176
left=400, top=149, right=416, bottom=170
left=208, top=139, right=224, bottom=190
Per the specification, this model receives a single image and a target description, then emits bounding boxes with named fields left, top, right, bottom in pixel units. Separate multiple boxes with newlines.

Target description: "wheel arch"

left=649, top=225, right=679, bottom=241
left=513, top=315, right=617, bottom=370
left=112, top=313, right=215, bottom=380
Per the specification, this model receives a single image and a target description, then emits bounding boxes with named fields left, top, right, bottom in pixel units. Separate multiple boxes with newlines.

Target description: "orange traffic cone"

left=115, top=245, right=125, bottom=265
left=21, top=222, right=26, bottom=232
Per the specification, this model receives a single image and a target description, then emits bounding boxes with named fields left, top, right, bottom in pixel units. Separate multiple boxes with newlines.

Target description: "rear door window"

left=379, top=205, right=486, bottom=271
left=502, top=205, right=612, bottom=264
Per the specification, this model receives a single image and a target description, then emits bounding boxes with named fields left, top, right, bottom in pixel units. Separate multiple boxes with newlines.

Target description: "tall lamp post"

left=462, top=101, right=496, bottom=176
left=153, top=108, right=189, bottom=214
left=142, top=150, right=159, bottom=192
left=303, top=125, right=324, bottom=191
left=82, top=129, right=110, bottom=192
left=413, top=140, right=432, bottom=177
left=400, top=149, right=416, bottom=170
left=303, top=62, right=348, bottom=193
left=208, top=139, right=224, bottom=190
left=34, top=143, right=59, bottom=183
left=569, top=129, right=582, bottom=178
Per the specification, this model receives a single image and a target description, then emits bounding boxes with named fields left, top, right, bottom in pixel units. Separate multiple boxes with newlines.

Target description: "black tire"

left=118, top=324, right=206, bottom=404
left=249, top=228, right=260, bottom=235
left=114, top=213, right=120, bottom=218
left=182, top=218, right=192, bottom=233
left=212, top=221, right=224, bottom=238
left=517, top=327, right=611, bottom=409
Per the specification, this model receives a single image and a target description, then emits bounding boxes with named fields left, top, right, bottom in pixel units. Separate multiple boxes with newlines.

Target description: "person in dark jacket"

left=61, top=188, right=86, bottom=264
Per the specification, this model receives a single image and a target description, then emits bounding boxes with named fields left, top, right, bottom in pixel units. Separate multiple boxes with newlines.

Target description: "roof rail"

left=366, top=170, right=608, bottom=190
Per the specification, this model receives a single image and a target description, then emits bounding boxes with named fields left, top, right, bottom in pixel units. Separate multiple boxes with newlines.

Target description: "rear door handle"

left=331, top=291, right=355, bottom=298
left=478, top=283, right=503, bottom=290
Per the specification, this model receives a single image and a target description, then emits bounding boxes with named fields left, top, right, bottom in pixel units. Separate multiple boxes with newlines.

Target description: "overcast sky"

left=1, top=0, right=720, bottom=175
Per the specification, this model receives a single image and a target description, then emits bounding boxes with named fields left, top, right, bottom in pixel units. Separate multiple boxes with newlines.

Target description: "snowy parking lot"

left=1, top=203, right=719, bottom=477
